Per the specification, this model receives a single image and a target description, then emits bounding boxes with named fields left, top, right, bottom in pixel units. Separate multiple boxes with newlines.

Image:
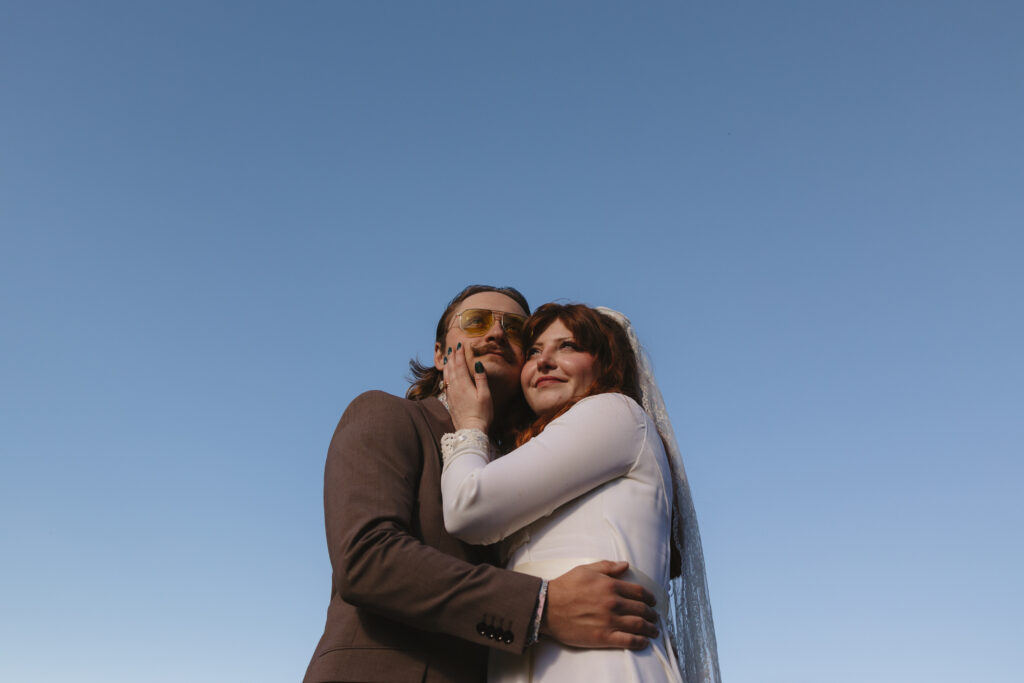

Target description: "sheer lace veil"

left=596, top=307, right=722, bottom=683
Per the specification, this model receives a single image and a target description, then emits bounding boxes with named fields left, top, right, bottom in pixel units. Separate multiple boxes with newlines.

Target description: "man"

left=304, top=285, right=659, bottom=683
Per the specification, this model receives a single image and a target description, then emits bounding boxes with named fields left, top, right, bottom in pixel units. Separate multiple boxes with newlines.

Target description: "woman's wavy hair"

left=406, top=284, right=530, bottom=400
left=515, top=303, right=641, bottom=446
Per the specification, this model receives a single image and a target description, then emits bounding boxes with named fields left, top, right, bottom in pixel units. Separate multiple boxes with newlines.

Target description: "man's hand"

left=541, top=560, right=659, bottom=649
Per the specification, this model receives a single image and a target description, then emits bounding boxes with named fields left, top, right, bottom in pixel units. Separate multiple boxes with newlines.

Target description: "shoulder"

left=551, top=393, right=651, bottom=441
left=345, top=389, right=413, bottom=415
left=330, top=391, right=439, bottom=462
left=572, top=394, right=665, bottom=467
left=570, top=392, right=647, bottom=424
left=334, top=390, right=414, bottom=430
left=339, top=390, right=448, bottom=432
left=533, top=393, right=652, bottom=468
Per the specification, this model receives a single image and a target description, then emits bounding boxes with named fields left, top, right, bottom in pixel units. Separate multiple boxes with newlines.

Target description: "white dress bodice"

left=441, top=392, right=683, bottom=683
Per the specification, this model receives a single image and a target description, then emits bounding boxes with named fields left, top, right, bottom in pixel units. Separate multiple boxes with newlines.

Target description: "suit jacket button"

left=477, top=622, right=488, bottom=636
left=504, top=631, right=514, bottom=644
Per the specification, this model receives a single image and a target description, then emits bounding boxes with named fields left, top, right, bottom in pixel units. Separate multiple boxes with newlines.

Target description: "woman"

left=440, top=303, right=720, bottom=683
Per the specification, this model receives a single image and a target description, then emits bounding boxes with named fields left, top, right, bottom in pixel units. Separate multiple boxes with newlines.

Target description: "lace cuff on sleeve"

left=440, top=428, right=492, bottom=472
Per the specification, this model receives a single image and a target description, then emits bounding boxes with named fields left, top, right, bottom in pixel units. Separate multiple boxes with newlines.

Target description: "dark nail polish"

left=474, top=361, right=484, bottom=373
left=448, top=347, right=452, bottom=355
left=443, top=357, right=447, bottom=364
left=457, top=342, right=462, bottom=350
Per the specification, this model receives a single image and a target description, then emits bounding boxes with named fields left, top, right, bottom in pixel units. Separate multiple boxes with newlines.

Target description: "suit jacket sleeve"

left=326, top=390, right=542, bottom=653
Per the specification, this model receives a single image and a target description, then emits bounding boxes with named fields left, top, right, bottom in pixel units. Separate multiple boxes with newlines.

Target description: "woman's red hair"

left=515, top=303, right=641, bottom=446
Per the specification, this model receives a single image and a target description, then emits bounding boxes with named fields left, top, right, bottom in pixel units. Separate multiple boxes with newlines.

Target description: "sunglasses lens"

left=460, top=309, right=494, bottom=335
left=503, top=315, right=525, bottom=342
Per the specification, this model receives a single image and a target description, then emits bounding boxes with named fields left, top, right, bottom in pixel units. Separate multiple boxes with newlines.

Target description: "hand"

left=541, top=560, right=659, bottom=649
left=443, top=345, right=494, bottom=434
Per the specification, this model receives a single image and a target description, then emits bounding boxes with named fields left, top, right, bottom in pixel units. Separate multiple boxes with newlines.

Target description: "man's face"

left=433, top=292, right=527, bottom=400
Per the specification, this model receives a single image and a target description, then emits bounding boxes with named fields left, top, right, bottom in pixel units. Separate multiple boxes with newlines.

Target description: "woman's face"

left=521, top=319, right=600, bottom=416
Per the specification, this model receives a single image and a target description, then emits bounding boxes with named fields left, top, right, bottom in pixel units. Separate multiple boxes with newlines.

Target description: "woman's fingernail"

left=443, top=357, right=447, bottom=364
left=447, top=347, right=452, bottom=355
left=457, top=342, right=462, bottom=350
left=474, top=361, right=484, bottom=373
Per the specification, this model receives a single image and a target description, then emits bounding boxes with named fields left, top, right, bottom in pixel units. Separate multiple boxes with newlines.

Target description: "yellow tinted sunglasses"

left=448, top=308, right=527, bottom=343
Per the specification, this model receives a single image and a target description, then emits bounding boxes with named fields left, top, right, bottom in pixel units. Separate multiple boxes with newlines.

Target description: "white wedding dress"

left=441, top=392, right=684, bottom=683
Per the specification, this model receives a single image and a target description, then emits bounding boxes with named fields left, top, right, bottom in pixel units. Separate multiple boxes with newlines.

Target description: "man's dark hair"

left=406, top=284, right=530, bottom=400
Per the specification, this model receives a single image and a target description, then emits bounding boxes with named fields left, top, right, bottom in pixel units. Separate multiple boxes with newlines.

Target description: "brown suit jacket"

left=304, top=391, right=543, bottom=683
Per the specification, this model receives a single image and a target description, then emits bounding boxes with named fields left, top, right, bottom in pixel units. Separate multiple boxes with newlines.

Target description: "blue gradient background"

left=2, top=2, right=1021, bottom=681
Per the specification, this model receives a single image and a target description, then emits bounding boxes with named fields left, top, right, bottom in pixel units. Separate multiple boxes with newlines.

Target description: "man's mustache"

left=472, top=342, right=515, bottom=362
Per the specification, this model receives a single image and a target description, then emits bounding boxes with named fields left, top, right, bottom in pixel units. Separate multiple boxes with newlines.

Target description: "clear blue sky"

left=2, top=2, right=1021, bottom=681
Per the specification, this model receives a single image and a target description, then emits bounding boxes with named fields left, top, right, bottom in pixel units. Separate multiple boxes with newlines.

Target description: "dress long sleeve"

left=441, top=393, right=652, bottom=545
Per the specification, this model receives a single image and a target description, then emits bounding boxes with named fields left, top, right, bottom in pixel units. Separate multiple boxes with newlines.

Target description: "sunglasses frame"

left=448, top=308, right=527, bottom=341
